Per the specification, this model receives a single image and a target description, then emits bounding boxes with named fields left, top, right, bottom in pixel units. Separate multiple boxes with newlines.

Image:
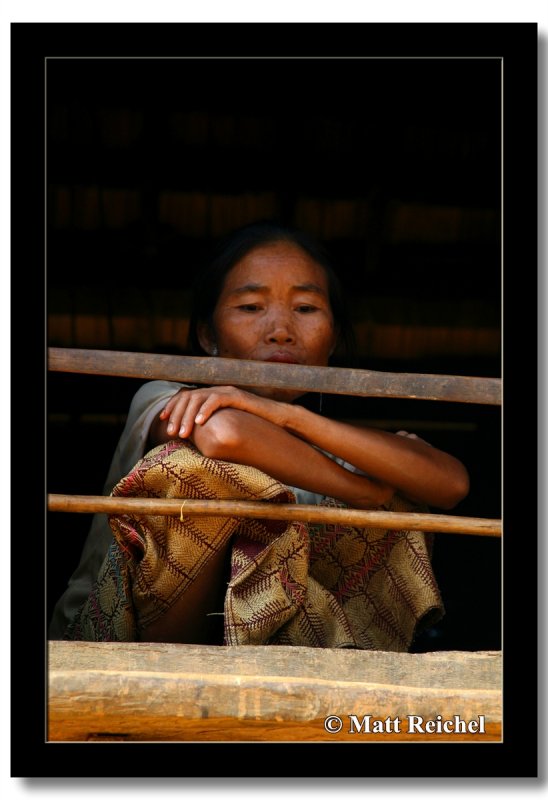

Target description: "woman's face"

left=198, top=241, right=337, bottom=401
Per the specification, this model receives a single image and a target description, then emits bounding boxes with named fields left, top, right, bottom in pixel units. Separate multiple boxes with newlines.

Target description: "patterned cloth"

left=66, top=440, right=444, bottom=651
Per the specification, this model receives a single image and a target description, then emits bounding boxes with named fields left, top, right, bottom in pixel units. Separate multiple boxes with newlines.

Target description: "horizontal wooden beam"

left=47, top=641, right=502, bottom=742
left=48, top=347, right=501, bottom=405
left=47, top=494, right=502, bottom=537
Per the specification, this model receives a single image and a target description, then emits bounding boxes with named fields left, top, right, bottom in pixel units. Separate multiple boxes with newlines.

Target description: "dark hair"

left=188, top=221, right=356, bottom=365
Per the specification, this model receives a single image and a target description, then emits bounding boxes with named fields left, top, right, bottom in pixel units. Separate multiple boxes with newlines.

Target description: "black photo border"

left=10, top=20, right=539, bottom=781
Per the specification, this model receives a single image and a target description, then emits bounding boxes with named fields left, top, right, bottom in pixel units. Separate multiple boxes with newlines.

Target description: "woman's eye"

left=237, top=304, right=261, bottom=312
left=295, top=305, right=318, bottom=313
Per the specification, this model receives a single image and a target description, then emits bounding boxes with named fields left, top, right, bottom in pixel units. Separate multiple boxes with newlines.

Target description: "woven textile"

left=66, top=440, right=444, bottom=650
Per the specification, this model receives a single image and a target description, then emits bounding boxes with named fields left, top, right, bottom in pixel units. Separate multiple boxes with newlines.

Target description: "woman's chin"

left=243, top=385, right=304, bottom=404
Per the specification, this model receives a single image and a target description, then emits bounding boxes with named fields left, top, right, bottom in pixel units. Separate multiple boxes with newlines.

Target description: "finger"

left=194, top=386, right=247, bottom=425
left=179, top=395, right=212, bottom=436
left=193, top=391, right=239, bottom=425
left=165, top=394, right=194, bottom=436
left=395, top=429, right=430, bottom=448
left=396, top=430, right=418, bottom=439
left=163, top=389, right=210, bottom=435
left=160, top=388, right=188, bottom=419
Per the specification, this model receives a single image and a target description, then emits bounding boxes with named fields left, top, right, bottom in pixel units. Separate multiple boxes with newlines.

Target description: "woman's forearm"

left=277, top=404, right=469, bottom=509
left=191, top=409, right=394, bottom=509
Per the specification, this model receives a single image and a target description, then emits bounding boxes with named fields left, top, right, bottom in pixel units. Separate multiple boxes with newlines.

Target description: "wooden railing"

left=48, top=347, right=501, bottom=404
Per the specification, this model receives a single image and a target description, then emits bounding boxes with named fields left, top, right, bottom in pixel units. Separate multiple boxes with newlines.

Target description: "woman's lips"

left=264, top=353, right=300, bottom=364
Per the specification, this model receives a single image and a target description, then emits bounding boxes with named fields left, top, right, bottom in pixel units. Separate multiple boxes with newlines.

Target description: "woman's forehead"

left=225, top=242, right=329, bottom=291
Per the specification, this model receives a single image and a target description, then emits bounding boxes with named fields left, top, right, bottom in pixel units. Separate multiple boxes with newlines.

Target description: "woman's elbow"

left=192, top=409, right=246, bottom=461
left=437, top=466, right=470, bottom=510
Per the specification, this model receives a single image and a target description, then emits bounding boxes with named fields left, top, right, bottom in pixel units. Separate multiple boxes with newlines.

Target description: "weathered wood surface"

left=48, top=641, right=502, bottom=742
left=47, top=493, right=502, bottom=537
left=48, top=347, right=502, bottom=405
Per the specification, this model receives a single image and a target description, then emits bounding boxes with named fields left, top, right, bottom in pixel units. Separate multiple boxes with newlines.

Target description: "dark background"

left=45, top=53, right=502, bottom=651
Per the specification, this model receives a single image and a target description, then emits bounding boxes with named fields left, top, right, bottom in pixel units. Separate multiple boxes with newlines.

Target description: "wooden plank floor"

left=48, top=642, right=502, bottom=742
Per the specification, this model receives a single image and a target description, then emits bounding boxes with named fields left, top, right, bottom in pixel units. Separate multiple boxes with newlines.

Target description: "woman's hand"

left=158, top=385, right=288, bottom=440
left=395, top=429, right=432, bottom=446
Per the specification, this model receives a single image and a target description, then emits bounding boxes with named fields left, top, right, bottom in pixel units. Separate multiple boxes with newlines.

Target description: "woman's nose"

left=265, top=308, right=295, bottom=343
left=268, top=329, right=295, bottom=343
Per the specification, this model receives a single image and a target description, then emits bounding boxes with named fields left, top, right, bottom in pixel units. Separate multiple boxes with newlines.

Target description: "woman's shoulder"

left=124, top=381, right=195, bottom=428
left=129, top=380, right=194, bottom=408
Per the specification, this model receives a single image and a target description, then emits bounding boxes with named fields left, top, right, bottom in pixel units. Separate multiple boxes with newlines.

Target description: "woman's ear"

left=197, top=322, right=218, bottom=356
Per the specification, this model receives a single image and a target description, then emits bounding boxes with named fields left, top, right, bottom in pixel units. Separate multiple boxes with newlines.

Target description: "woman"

left=49, top=222, right=469, bottom=649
